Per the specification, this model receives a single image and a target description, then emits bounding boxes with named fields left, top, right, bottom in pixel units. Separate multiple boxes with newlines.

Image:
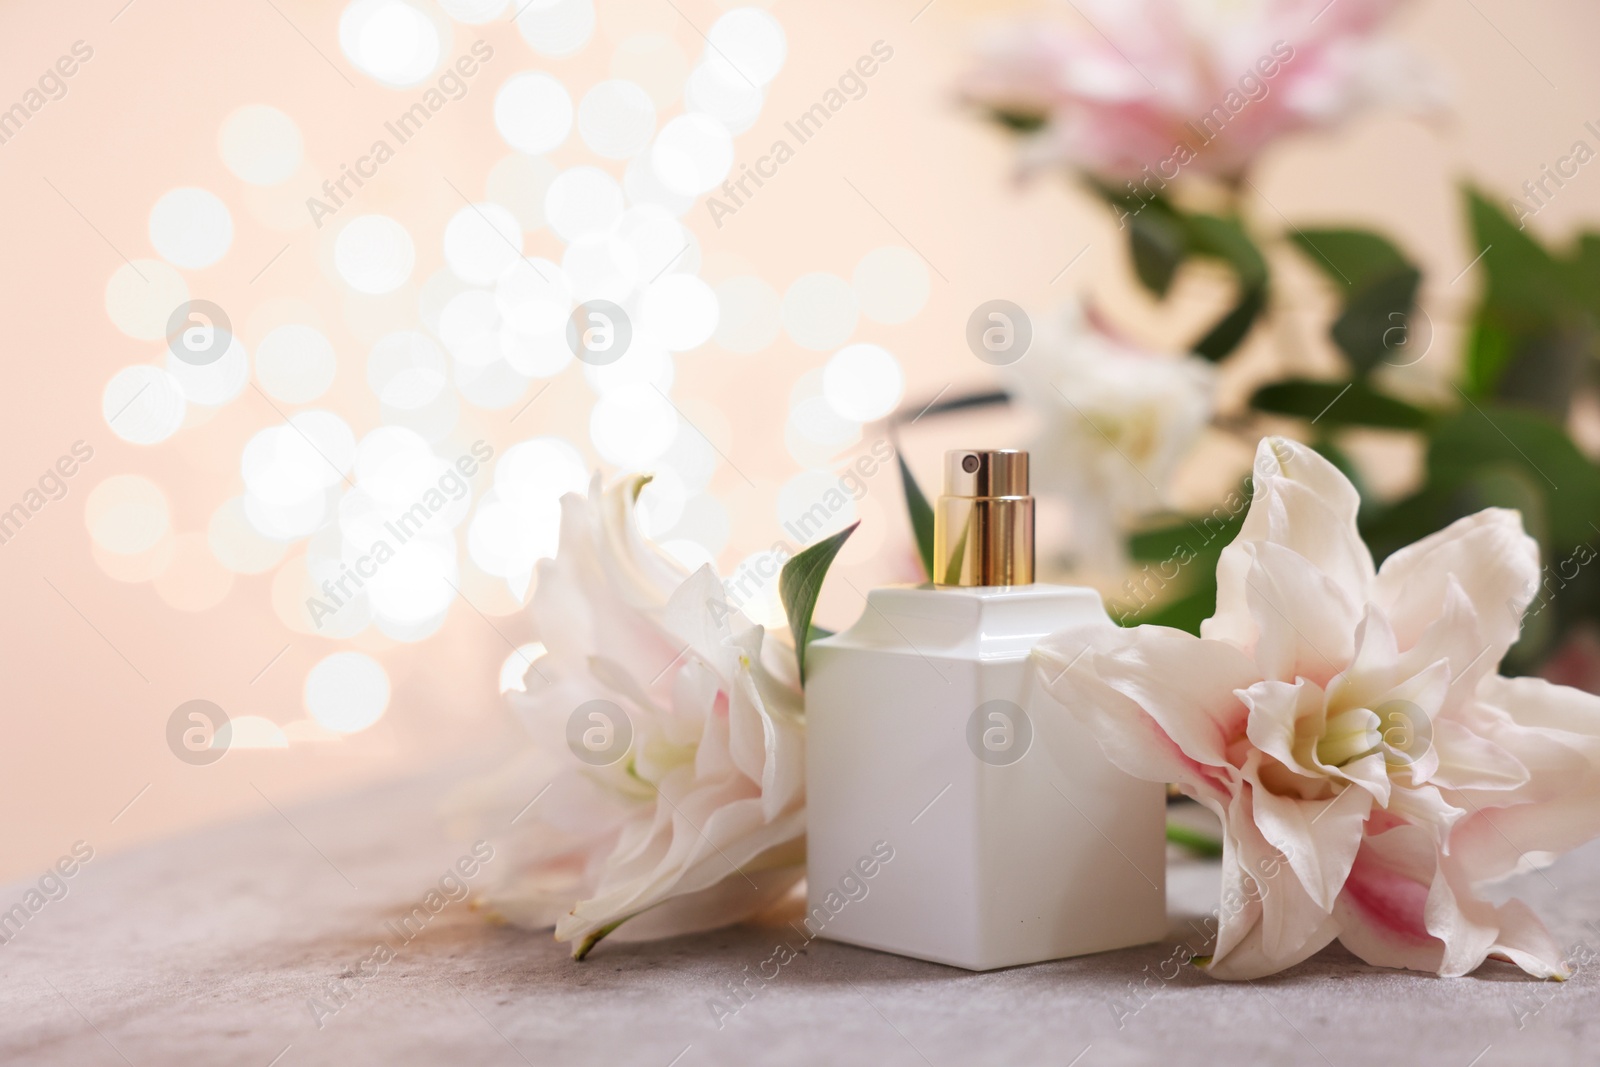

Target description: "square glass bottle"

left=804, top=450, right=1166, bottom=970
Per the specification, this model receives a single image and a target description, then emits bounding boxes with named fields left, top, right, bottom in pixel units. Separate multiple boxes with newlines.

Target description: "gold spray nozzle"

left=933, top=450, right=1034, bottom=587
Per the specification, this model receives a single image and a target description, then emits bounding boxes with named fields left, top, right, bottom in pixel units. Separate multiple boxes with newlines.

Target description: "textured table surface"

left=2, top=767, right=1596, bottom=1067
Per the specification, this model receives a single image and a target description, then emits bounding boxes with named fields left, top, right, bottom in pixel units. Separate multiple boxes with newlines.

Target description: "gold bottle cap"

left=933, top=450, right=1035, bottom=587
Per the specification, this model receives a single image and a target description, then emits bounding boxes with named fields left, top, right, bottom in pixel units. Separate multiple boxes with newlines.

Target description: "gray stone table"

left=2, top=765, right=1596, bottom=1066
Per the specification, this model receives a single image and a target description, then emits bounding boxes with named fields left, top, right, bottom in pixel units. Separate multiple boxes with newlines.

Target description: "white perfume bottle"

left=804, top=449, right=1166, bottom=970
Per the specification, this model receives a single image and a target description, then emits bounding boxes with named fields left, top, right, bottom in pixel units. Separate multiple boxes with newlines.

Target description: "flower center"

left=1317, top=705, right=1383, bottom=767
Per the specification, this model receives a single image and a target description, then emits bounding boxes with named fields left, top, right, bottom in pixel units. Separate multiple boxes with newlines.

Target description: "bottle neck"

left=932, top=493, right=1035, bottom=587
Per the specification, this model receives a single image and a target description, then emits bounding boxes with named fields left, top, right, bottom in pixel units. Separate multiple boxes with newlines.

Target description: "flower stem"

left=572, top=917, right=628, bottom=960
left=1166, top=821, right=1223, bottom=857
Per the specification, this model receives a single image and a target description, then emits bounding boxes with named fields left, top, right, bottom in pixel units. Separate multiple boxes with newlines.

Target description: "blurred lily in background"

left=1005, top=301, right=1215, bottom=572
left=961, top=0, right=1444, bottom=182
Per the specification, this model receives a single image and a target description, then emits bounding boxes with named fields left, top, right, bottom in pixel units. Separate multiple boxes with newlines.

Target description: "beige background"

left=0, top=0, right=1595, bottom=882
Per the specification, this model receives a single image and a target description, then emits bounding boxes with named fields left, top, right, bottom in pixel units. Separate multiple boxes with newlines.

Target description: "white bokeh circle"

left=704, top=8, right=786, bottom=86
left=166, top=335, right=250, bottom=406
left=105, top=260, right=188, bottom=341
left=544, top=166, right=625, bottom=243
left=823, top=343, right=904, bottom=422
left=219, top=105, right=303, bottom=186
left=335, top=215, right=416, bottom=295
left=487, top=153, right=557, bottom=231
left=86, top=475, right=170, bottom=555
left=443, top=203, right=523, bottom=285
left=513, top=0, right=595, bottom=58
left=853, top=246, right=931, bottom=325
left=496, top=257, right=572, bottom=338
left=640, top=275, right=718, bottom=352
left=438, top=0, right=506, bottom=23
left=578, top=79, right=657, bottom=159
left=256, top=324, right=338, bottom=403
left=438, top=288, right=502, bottom=366
left=368, top=330, right=449, bottom=409
left=338, top=0, right=444, bottom=88
left=684, top=62, right=764, bottom=134
left=562, top=234, right=639, bottom=303
left=624, top=153, right=694, bottom=216
left=616, top=206, right=690, bottom=281
left=589, top=384, right=679, bottom=467
left=494, top=72, right=573, bottom=154
left=149, top=188, right=233, bottom=270
left=103, top=365, right=187, bottom=445
left=304, top=651, right=391, bottom=733
left=650, top=114, right=733, bottom=196
left=208, top=497, right=289, bottom=574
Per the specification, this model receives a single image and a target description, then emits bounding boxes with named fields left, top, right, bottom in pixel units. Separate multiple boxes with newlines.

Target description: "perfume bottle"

left=804, top=449, right=1166, bottom=970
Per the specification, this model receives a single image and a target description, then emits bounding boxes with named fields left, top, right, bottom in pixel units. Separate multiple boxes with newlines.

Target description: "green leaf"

left=1571, top=232, right=1600, bottom=319
left=1459, top=189, right=1596, bottom=416
left=989, top=109, right=1047, bottom=133
left=1083, top=188, right=1270, bottom=357
left=1464, top=462, right=1550, bottom=546
left=1359, top=404, right=1600, bottom=671
left=1083, top=179, right=1190, bottom=300
left=1126, top=500, right=1250, bottom=566
left=1166, top=822, right=1223, bottom=858
left=1250, top=378, right=1431, bottom=429
left=1082, top=189, right=1270, bottom=358
left=941, top=522, right=970, bottom=587
left=1117, top=499, right=1249, bottom=632
left=1127, top=518, right=1209, bottom=563
left=896, top=388, right=1010, bottom=423
left=1130, top=209, right=1188, bottom=297
left=1288, top=230, right=1421, bottom=377
left=1291, top=229, right=1410, bottom=291
left=1490, top=331, right=1589, bottom=414
left=1194, top=285, right=1267, bottom=362
left=1124, top=583, right=1216, bottom=634
left=1331, top=266, right=1422, bottom=375
left=1182, top=214, right=1268, bottom=361
left=1184, top=213, right=1267, bottom=286
left=1463, top=308, right=1515, bottom=397
left=1465, top=186, right=1574, bottom=324
left=898, top=452, right=935, bottom=581
left=1358, top=483, right=1462, bottom=567
left=1426, top=404, right=1600, bottom=548
left=779, top=522, right=859, bottom=684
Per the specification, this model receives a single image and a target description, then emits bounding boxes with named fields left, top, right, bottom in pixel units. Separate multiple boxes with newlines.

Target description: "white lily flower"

left=462, top=474, right=806, bottom=957
left=1036, top=436, right=1600, bottom=979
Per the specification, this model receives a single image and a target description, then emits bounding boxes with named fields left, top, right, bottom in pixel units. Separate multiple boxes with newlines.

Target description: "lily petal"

left=1036, top=624, right=1257, bottom=804
left=1425, top=851, right=1569, bottom=979
left=1208, top=437, right=1374, bottom=653
left=1241, top=541, right=1361, bottom=686
left=1372, top=508, right=1538, bottom=663
left=1241, top=677, right=1327, bottom=783
left=472, top=475, right=807, bottom=952
left=1428, top=718, right=1529, bottom=793
left=1246, top=751, right=1372, bottom=911
left=1447, top=674, right=1600, bottom=883
left=1334, top=824, right=1445, bottom=973
left=1202, top=783, right=1343, bottom=979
